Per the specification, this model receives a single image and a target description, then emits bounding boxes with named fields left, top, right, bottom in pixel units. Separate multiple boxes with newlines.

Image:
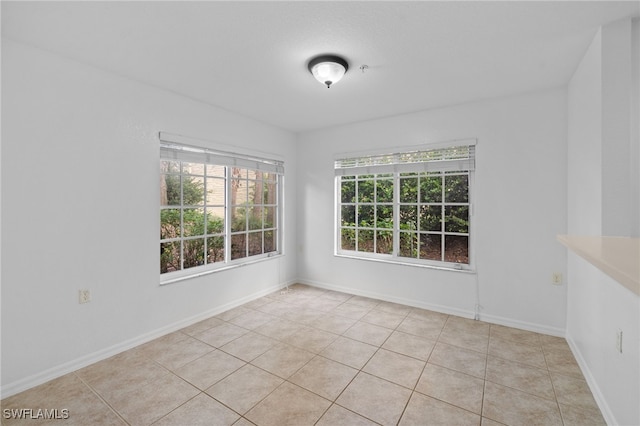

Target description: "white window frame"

left=160, top=132, right=284, bottom=284
left=334, top=140, right=476, bottom=272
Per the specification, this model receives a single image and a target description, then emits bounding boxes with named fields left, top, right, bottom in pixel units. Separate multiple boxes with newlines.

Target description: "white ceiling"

left=2, top=1, right=639, bottom=132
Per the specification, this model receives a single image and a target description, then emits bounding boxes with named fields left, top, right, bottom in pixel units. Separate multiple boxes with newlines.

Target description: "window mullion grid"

left=258, top=178, right=263, bottom=254
left=417, top=174, right=422, bottom=260
left=335, top=147, right=472, bottom=268
left=224, top=167, right=232, bottom=264
left=276, top=174, right=281, bottom=254
left=203, top=167, right=208, bottom=266
left=440, top=173, right=445, bottom=263
left=393, top=172, right=400, bottom=257
left=179, top=166, right=185, bottom=271
left=336, top=177, right=341, bottom=253
left=355, top=178, right=359, bottom=252
left=245, top=175, right=249, bottom=258
left=161, top=158, right=283, bottom=279
left=373, top=175, right=377, bottom=254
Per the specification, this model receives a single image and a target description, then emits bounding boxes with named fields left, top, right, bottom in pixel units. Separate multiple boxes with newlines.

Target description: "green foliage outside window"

left=160, top=172, right=225, bottom=273
left=339, top=171, right=470, bottom=264
left=161, top=162, right=278, bottom=274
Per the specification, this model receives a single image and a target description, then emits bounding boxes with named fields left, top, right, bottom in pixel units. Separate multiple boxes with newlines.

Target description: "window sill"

left=160, top=253, right=283, bottom=286
left=334, top=252, right=475, bottom=274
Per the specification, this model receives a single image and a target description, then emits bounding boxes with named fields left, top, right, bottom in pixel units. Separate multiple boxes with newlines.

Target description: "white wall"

left=0, top=39, right=297, bottom=394
left=566, top=18, right=640, bottom=426
left=601, top=19, right=634, bottom=237
left=296, top=89, right=568, bottom=334
left=632, top=18, right=640, bottom=238
left=567, top=30, right=602, bottom=236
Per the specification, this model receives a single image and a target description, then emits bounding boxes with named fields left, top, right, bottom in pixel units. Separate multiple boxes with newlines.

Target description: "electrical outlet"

left=616, top=329, right=623, bottom=353
left=78, top=289, right=91, bottom=304
left=552, top=272, right=563, bottom=285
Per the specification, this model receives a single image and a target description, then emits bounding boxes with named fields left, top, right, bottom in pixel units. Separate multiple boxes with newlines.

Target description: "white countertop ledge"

left=558, top=235, right=640, bottom=296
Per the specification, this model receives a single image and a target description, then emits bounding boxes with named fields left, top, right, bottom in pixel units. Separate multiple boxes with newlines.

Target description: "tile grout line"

left=72, top=372, right=131, bottom=426
left=3, top=285, right=600, bottom=426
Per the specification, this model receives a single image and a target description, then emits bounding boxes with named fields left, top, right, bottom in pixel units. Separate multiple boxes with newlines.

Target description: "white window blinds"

left=334, top=143, right=475, bottom=176
left=159, top=132, right=284, bottom=175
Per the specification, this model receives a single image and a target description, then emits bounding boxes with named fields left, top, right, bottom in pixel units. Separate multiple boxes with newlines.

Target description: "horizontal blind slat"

left=160, top=138, right=284, bottom=175
left=335, top=144, right=474, bottom=176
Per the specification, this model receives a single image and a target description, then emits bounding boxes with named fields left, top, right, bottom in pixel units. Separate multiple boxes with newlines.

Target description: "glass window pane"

left=358, top=205, right=374, bottom=227
left=232, top=208, right=246, bottom=232
left=399, top=232, right=418, bottom=258
left=160, top=241, right=180, bottom=273
left=445, top=174, right=469, bottom=203
left=358, top=230, right=374, bottom=253
left=161, top=160, right=180, bottom=174
left=376, top=179, right=393, bottom=203
left=357, top=179, right=374, bottom=203
left=183, top=176, right=205, bottom=206
left=249, top=232, right=263, bottom=256
left=161, top=174, right=181, bottom=206
left=341, top=228, right=356, bottom=250
left=249, top=177, right=264, bottom=205
left=183, top=238, right=205, bottom=269
left=376, top=205, right=393, bottom=228
left=182, top=162, right=205, bottom=176
left=263, top=206, right=275, bottom=228
left=206, top=164, right=225, bottom=177
left=249, top=206, right=263, bottom=230
left=206, top=177, right=225, bottom=205
left=420, top=234, right=442, bottom=261
left=231, top=167, right=247, bottom=179
left=445, top=235, right=469, bottom=264
left=341, top=180, right=356, bottom=203
left=263, top=172, right=276, bottom=183
left=342, top=205, right=355, bottom=226
left=183, top=208, right=205, bottom=237
left=264, top=181, right=277, bottom=205
left=231, top=178, right=248, bottom=206
left=161, top=153, right=281, bottom=275
left=399, top=205, right=418, bottom=231
left=205, top=209, right=224, bottom=235
left=400, top=177, right=418, bottom=203
left=207, top=236, right=225, bottom=264
left=376, top=231, right=393, bottom=254
left=160, top=209, right=181, bottom=239
left=420, top=175, right=442, bottom=203
left=264, top=230, right=275, bottom=253
left=445, top=206, right=469, bottom=233
left=248, top=169, right=258, bottom=179
left=420, top=205, right=442, bottom=232
left=231, top=234, right=247, bottom=260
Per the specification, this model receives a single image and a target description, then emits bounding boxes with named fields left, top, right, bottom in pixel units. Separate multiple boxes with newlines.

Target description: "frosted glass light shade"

left=308, top=55, right=349, bottom=88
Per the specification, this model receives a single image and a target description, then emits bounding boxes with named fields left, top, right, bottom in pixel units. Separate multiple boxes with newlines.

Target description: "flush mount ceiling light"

left=308, top=55, right=349, bottom=88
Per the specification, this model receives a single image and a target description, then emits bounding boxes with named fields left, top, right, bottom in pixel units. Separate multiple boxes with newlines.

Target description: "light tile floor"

left=1, top=284, right=606, bottom=426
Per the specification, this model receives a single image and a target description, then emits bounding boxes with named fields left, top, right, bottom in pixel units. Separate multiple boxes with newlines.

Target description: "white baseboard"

left=478, top=313, right=566, bottom=337
left=565, top=335, right=616, bottom=426
left=2, top=276, right=565, bottom=399
left=0, top=281, right=292, bottom=399
left=299, top=278, right=476, bottom=319
left=299, top=278, right=565, bottom=337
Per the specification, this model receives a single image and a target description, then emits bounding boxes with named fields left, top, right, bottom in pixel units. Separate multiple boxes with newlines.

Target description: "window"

left=160, top=133, right=283, bottom=283
left=336, top=142, right=475, bottom=270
